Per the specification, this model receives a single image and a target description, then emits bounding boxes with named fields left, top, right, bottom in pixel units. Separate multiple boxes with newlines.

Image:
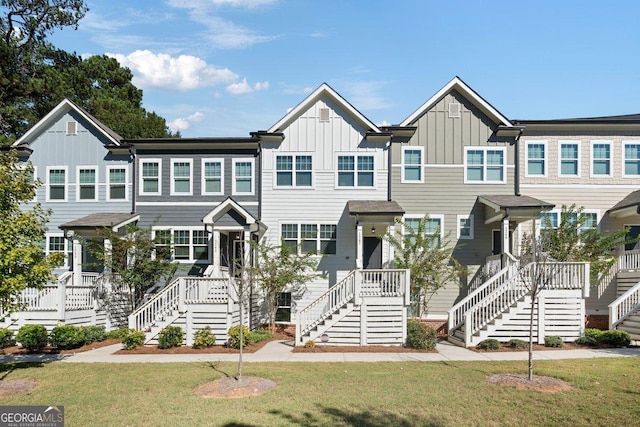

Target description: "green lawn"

left=1, top=358, right=639, bottom=426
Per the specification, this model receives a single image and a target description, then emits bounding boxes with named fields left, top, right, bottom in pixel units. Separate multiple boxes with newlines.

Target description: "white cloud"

left=167, top=0, right=278, bottom=10
left=107, top=50, right=238, bottom=91
left=377, top=120, right=391, bottom=127
left=226, top=78, right=270, bottom=94
left=168, top=112, right=205, bottom=132
left=343, top=80, right=391, bottom=110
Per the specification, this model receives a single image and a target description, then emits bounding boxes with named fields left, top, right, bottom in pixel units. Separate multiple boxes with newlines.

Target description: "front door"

left=363, top=236, right=382, bottom=269
left=625, top=225, right=640, bottom=251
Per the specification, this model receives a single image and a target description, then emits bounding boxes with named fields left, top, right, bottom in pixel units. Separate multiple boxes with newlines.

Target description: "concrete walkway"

left=2, top=340, right=640, bottom=364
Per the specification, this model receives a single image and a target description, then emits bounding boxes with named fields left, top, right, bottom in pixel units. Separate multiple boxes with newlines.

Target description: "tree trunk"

left=237, top=295, right=243, bottom=381
left=528, top=293, right=535, bottom=381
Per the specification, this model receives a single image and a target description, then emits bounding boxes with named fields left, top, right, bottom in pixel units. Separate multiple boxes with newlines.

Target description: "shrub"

left=158, top=326, right=183, bottom=349
left=544, top=335, right=564, bottom=348
left=599, top=330, right=631, bottom=348
left=121, top=329, right=145, bottom=350
left=49, top=325, right=86, bottom=350
left=0, top=328, right=15, bottom=348
left=304, top=340, right=316, bottom=348
left=82, top=325, right=106, bottom=344
left=193, top=326, right=216, bottom=349
left=105, top=328, right=130, bottom=340
left=227, top=325, right=251, bottom=349
left=248, top=328, right=273, bottom=344
left=508, top=339, right=528, bottom=349
left=476, top=339, right=500, bottom=350
left=406, top=319, right=437, bottom=350
left=15, top=324, right=48, bottom=352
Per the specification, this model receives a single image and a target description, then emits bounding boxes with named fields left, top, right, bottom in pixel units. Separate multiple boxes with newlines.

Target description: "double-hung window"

left=77, top=166, right=97, bottom=201
left=107, top=166, right=127, bottom=201
left=403, top=215, right=443, bottom=247
left=457, top=215, right=474, bottom=240
left=337, top=154, right=374, bottom=187
left=47, top=166, right=67, bottom=201
left=539, top=210, right=598, bottom=234
left=402, top=147, right=423, bottom=182
left=623, top=142, right=640, bottom=177
left=233, top=159, right=254, bottom=195
left=140, top=159, right=161, bottom=195
left=591, top=141, right=612, bottom=177
left=526, top=141, right=547, bottom=177
left=276, top=155, right=312, bottom=187
left=171, top=159, right=192, bottom=195
left=559, top=141, right=580, bottom=177
left=202, top=159, right=223, bottom=195
left=281, top=223, right=337, bottom=254
left=46, top=234, right=70, bottom=267
left=464, top=148, right=505, bottom=183
left=154, top=228, right=209, bottom=262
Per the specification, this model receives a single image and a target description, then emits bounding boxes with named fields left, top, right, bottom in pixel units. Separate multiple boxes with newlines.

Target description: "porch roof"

left=608, top=190, right=640, bottom=218
left=347, top=200, right=405, bottom=216
left=478, top=195, right=554, bottom=224
left=59, top=213, right=139, bottom=232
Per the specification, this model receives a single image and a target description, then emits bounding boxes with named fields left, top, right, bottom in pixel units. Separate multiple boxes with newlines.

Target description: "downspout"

left=387, top=139, right=392, bottom=201
left=257, top=145, right=262, bottom=220
left=130, top=147, right=136, bottom=214
left=513, top=126, right=524, bottom=197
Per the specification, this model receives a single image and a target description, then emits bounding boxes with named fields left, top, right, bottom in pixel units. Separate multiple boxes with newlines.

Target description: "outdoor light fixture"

left=371, top=225, right=376, bottom=234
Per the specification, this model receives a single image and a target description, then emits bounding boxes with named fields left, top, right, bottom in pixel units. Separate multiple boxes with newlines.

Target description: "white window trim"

left=403, top=214, right=444, bottom=242
left=558, top=140, right=581, bottom=178
left=232, top=158, right=255, bottom=195
left=401, top=146, right=424, bottom=183
left=457, top=214, right=474, bottom=240
left=46, top=165, right=68, bottom=202
left=278, top=222, right=337, bottom=256
left=536, top=209, right=600, bottom=235
left=106, top=165, right=129, bottom=202
left=139, top=158, right=162, bottom=196
left=152, top=227, right=211, bottom=263
left=622, top=140, right=640, bottom=178
left=463, top=147, right=507, bottom=184
left=18, top=163, right=37, bottom=202
left=590, top=140, right=613, bottom=178
left=201, top=158, right=225, bottom=195
left=525, top=140, right=547, bottom=177
left=273, top=153, right=315, bottom=189
left=334, top=153, right=377, bottom=189
left=46, top=233, right=70, bottom=268
left=76, top=165, right=98, bottom=202
left=170, top=158, right=193, bottom=196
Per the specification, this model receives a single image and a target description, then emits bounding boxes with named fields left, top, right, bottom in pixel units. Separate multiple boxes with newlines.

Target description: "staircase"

left=609, top=250, right=640, bottom=339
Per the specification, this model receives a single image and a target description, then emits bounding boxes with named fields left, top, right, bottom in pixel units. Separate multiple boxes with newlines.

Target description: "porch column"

left=501, top=217, right=510, bottom=256
left=356, top=224, right=363, bottom=269
left=212, top=230, right=220, bottom=276
left=103, top=238, right=112, bottom=275
left=72, top=237, right=82, bottom=287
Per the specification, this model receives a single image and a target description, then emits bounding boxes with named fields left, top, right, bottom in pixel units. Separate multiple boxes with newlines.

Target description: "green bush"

left=248, top=328, right=273, bottom=344
left=82, top=325, right=106, bottom=344
left=304, top=340, right=316, bottom=348
left=121, top=329, right=145, bottom=350
left=406, top=319, right=437, bottom=350
left=49, top=325, right=86, bottom=350
left=544, top=335, right=564, bottom=348
left=0, top=328, right=15, bottom=348
left=192, top=327, right=216, bottom=349
left=508, top=339, right=528, bottom=349
left=599, top=330, right=631, bottom=348
left=158, top=326, right=183, bottom=349
left=105, top=328, right=130, bottom=340
left=476, top=339, right=500, bottom=350
left=227, top=325, right=251, bottom=349
left=15, top=324, right=48, bottom=352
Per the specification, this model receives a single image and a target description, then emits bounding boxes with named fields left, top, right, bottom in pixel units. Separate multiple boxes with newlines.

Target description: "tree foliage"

left=384, top=214, right=462, bottom=318
left=0, top=150, right=62, bottom=312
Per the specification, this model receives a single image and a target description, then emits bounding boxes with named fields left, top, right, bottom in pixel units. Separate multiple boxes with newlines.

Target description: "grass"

left=1, top=358, right=639, bottom=426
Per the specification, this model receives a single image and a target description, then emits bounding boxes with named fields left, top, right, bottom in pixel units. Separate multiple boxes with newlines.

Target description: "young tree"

left=0, top=150, right=63, bottom=311
left=384, top=214, right=462, bottom=318
left=246, top=239, right=323, bottom=332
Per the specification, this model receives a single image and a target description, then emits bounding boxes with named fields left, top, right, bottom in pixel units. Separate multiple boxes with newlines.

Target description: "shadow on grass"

left=269, top=407, right=445, bottom=427
left=0, top=362, right=45, bottom=381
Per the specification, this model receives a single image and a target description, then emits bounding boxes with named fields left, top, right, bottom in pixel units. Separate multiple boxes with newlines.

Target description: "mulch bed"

left=471, top=342, right=583, bottom=352
left=114, top=340, right=271, bottom=354
left=194, top=376, right=277, bottom=399
left=0, top=379, right=39, bottom=396
left=486, top=373, right=573, bottom=393
left=0, top=338, right=121, bottom=355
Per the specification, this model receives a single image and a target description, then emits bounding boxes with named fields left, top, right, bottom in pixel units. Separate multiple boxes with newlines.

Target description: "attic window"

left=319, top=108, right=330, bottom=122
left=448, top=103, right=461, bottom=118
left=66, top=121, right=77, bottom=135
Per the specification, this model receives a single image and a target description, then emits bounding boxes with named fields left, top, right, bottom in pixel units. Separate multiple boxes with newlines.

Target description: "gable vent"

left=448, top=102, right=461, bottom=118
left=319, top=108, right=330, bottom=122
left=66, top=121, right=77, bottom=135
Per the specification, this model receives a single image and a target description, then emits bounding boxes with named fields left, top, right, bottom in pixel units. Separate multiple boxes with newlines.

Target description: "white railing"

left=184, top=277, right=229, bottom=303
left=81, top=272, right=100, bottom=287
left=19, top=285, right=96, bottom=312
left=468, top=254, right=506, bottom=291
left=359, top=269, right=407, bottom=297
left=618, top=249, right=640, bottom=271
left=609, top=280, right=640, bottom=329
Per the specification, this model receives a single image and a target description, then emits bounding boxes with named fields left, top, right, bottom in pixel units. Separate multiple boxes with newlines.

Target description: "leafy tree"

left=384, top=214, right=462, bottom=318
left=0, top=150, right=63, bottom=312
left=246, top=239, right=323, bottom=331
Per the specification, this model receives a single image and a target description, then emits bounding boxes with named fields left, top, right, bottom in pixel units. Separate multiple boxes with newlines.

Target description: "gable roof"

left=399, top=76, right=513, bottom=128
left=202, top=197, right=259, bottom=226
left=267, top=83, right=382, bottom=134
left=13, top=98, right=124, bottom=147
left=59, top=213, right=139, bottom=232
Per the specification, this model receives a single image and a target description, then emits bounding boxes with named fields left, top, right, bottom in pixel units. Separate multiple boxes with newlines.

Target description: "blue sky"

left=48, top=0, right=640, bottom=137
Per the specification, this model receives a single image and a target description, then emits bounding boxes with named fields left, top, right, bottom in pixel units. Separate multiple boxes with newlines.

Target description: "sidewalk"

left=2, top=340, right=639, bottom=364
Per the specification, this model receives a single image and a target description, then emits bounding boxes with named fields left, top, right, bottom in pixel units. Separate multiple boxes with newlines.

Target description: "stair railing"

left=129, top=277, right=183, bottom=331
left=609, top=280, right=640, bottom=329
left=618, top=249, right=640, bottom=271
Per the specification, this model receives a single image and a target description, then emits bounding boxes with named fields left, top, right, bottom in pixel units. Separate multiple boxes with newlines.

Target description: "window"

left=526, top=141, right=547, bottom=176
left=402, top=147, right=423, bottom=183
left=457, top=215, right=474, bottom=240
left=107, top=166, right=127, bottom=201
left=77, top=167, right=97, bottom=201
left=171, top=159, right=192, bottom=195
left=464, top=148, right=505, bottom=183
left=275, top=292, right=292, bottom=322
left=337, top=155, right=374, bottom=187
left=404, top=215, right=443, bottom=247
left=591, top=141, right=611, bottom=176
left=581, top=212, right=598, bottom=234
left=140, top=159, right=161, bottom=195
left=202, top=159, right=223, bottom=195
left=153, top=228, right=210, bottom=262
left=540, top=212, right=558, bottom=229
left=47, top=234, right=71, bottom=267
left=47, top=167, right=67, bottom=201
left=623, top=142, right=640, bottom=177
left=192, top=230, right=209, bottom=261
left=539, top=210, right=598, bottom=234
left=233, top=159, right=254, bottom=195
left=280, top=223, right=337, bottom=254
left=276, top=155, right=312, bottom=187
left=559, top=141, right=580, bottom=177
left=173, top=230, right=190, bottom=260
